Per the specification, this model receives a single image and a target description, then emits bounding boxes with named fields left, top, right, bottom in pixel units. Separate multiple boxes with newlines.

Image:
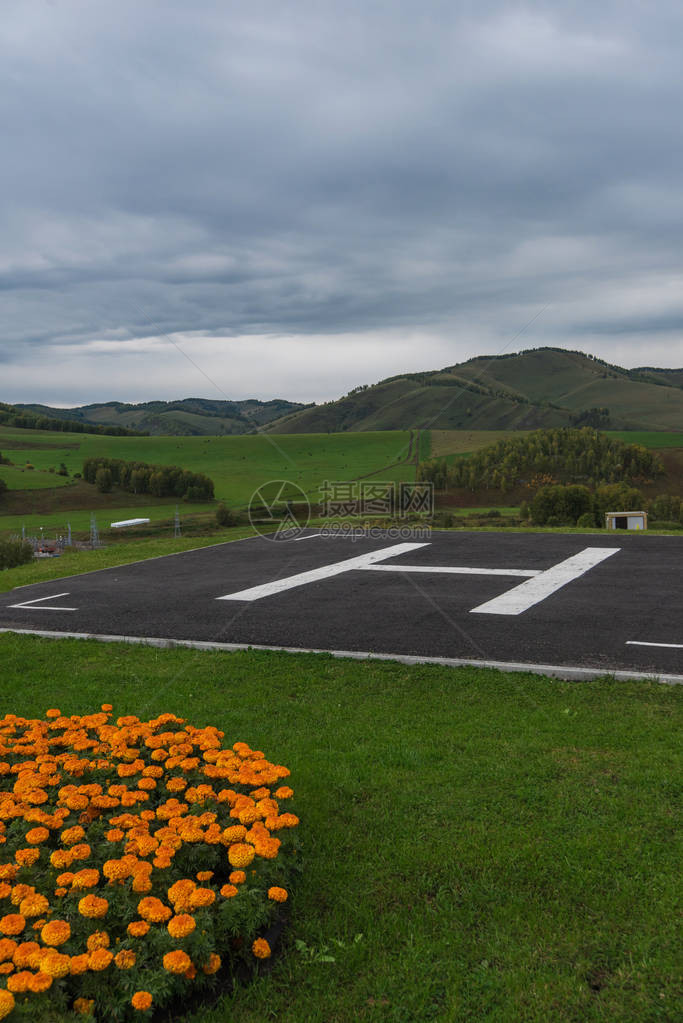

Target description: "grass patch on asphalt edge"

left=0, top=634, right=679, bottom=1022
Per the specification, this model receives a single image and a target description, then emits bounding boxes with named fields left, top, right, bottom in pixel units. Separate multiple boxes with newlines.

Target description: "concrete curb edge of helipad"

left=1, top=627, right=681, bottom=686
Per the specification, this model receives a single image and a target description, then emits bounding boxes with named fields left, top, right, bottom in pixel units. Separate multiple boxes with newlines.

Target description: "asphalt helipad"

left=1, top=530, right=682, bottom=682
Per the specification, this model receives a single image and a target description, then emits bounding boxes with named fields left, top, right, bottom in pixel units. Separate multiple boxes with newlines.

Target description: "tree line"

left=417, top=428, right=664, bottom=494
left=82, top=458, right=215, bottom=501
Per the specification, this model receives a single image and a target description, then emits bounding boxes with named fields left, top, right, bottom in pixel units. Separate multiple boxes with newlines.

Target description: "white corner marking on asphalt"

left=470, top=547, right=620, bottom=616
left=8, top=592, right=79, bottom=611
left=216, top=542, right=430, bottom=601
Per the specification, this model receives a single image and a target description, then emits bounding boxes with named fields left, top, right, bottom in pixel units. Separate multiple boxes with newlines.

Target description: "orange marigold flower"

left=0, top=963, right=12, bottom=975
left=28, top=971, right=52, bottom=992
left=220, top=884, right=238, bottom=898
left=19, top=893, right=49, bottom=918
left=229, top=870, right=246, bottom=885
left=0, top=915, right=24, bottom=937
left=131, top=873, right=152, bottom=894
left=189, top=887, right=215, bottom=909
left=274, top=786, right=294, bottom=799
left=196, top=870, right=214, bottom=881
left=9, top=885, right=33, bottom=909
left=101, top=704, right=113, bottom=712
left=45, top=709, right=61, bottom=719
left=228, top=843, right=255, bottom=868
left=166, top=777, right=187, bottom=792
left=41, top=919, right=70, bottom=947
left=24, top=827, right=49, bottom=845
left=221, top=825, right=247, bottom=844
left=167, top=879, right=196, bottom=911
left=105, top=829, right=124, bottom=842
left=12, top=941, right=39, bottom=968
left=40, top=950, right=70, bottom=978
left=0, top=883, right=10, bottom=899
left=0, top=867, right=16, bottom=882
left=137, top=896, right=171, bottom=923
left=73, top=997, right=95, bottom=1014
left=88, top=947, right=113, bottom=971
left=267, top=886, right=288, bottom=903
left=71, top=868, right=99, bottom=890
left=7, top=970, right=31, bottom=993
left=114, top=949, right=136, bottom=969
left=70, top=843, right=91, bottom=861
left=0, top=939, right=16, bottom=963
left=162, top=949, right=192, bottom=974
left=50, top=850, right=74, bottom=870
left=168, top=909, right=198, bottom=937
left=252, top=938, right=271, bottom=959
left=127, top=920, right=150, bottom=938
left=69, top=953, right=90, bottom=975
left=202, top=952, right=221, bottom=975
left=86, top=931, right=109, bottom=951
left=61, top=826, right=85, bottom=845
left=131, top=991, right=152, bottom=1011
left=15, top=849, right=40, bottom=868
left=78, top=894, right=108, bottom=919
left=0, top=990, right=14, bottom=1019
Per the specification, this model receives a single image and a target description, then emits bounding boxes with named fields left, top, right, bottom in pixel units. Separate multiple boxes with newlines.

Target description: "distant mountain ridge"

left=266, top=348, right=683, bottom=433
left=6, top=348, right=683, bottom=436
left=14, top=397, right=310, bottom=436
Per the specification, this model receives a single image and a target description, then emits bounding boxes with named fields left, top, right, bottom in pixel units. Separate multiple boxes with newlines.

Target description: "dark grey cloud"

left=1, top=0, right=683, bottom=404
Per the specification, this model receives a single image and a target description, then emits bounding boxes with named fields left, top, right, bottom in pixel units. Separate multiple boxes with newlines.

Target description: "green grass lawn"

left=0, top=635, right=679, bottom=1022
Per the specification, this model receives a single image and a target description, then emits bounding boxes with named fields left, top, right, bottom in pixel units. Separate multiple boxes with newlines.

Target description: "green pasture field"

left=0, top=464, right=74, bottom=490
left=0, top=427, right=413, bottom=505
left=0, top=634, right=679, bottom=1023
left=428, top=430, right=526, bottom=458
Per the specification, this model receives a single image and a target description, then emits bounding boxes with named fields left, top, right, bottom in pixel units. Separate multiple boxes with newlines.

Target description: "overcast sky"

left=2, top=0, right=683, bottom=407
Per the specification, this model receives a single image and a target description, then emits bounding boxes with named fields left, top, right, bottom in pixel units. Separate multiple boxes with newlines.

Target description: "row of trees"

left=417, top=428, right=664, bottom=493
left=82, top=458, right=214, bottom=501
left=0, top=404, right=146, bottom=437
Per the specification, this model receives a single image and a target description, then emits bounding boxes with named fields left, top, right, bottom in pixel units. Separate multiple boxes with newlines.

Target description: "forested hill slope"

left=267, top=348, right=683, bottom=433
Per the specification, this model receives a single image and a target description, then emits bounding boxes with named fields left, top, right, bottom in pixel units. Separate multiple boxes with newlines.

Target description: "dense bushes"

left=417, top=428, right=664, bottom=493
left=0, top=539, right=33, bottom=569
left=530, top=482, right=645, bottom=526
left=530, top=485, right=592, bottom=526
left=215, top=504, right=238, bottom=527
left=649, top=494, right=682, bottom=522
left=82, top=458, right=214, bottom=501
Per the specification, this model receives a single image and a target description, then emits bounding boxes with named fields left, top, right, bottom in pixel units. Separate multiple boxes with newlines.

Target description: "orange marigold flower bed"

left=0, top=705, right=299, bottom=1019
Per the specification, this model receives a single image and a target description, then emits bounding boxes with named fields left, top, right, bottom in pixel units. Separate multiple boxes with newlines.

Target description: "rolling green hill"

left=267, top=348, right=683, bottom=433
left=15, top=397, right=309, bottom=437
